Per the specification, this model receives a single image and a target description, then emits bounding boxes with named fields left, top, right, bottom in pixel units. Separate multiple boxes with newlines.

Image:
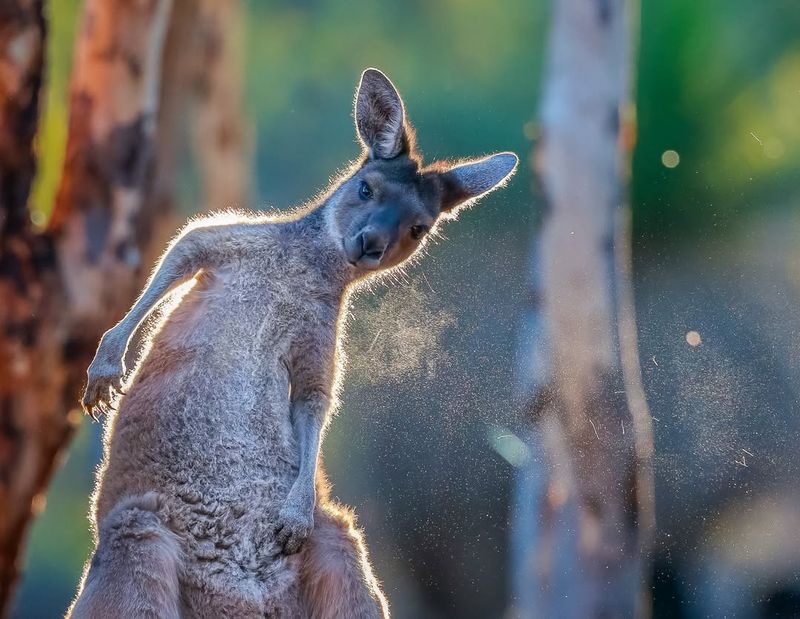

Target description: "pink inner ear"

left=355, top=70, right=406, bottom=159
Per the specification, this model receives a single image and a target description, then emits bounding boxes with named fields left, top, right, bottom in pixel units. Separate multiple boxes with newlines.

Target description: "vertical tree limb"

left=136, top=0, right=199, bottom=271
left=142, top=0, right=250, bottom=256
left=50, top=0, right=174, bottom=328
left=190, top=0, right=250, bottom=211
left=0, top=0, right=175, bottom=613
left=0, top=0, right=50, bottom=608
left=0, top=1, right=252, bottom=610
left=512, top=0, right=654, bottom=616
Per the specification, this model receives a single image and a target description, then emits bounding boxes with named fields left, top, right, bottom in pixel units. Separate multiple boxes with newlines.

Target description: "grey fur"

left=70, top=68, right=517, bottom=618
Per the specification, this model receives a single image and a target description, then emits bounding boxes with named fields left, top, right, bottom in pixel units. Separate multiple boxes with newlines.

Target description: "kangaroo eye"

left=358, top=181, right=372, bottom=201
left=410, top=225, right=429, bottom=240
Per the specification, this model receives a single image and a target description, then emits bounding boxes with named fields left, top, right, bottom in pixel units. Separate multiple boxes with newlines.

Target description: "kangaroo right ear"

left=438, top=152, right=519, bottom=213
left=354, top=68, right=408, bottom=160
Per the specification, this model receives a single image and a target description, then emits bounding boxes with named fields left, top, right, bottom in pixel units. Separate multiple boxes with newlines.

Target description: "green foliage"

left=634, top=0, right=800, bottom=240
left=30, top=0, right=81, bottom=224
left=241, top=0, right=544, bottom=209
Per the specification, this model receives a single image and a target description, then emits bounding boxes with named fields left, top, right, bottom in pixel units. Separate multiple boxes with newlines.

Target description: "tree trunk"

left=0, top=0, right=174, bottom=613
left=0, top=0, right=251, bottom=612
left=190, top=0, right=250, bottom=211
left=512, top=0, right=654, bottom=617
left=50, top=0, right=174, bottom=329
left=0, top=0, right=52, bottom=608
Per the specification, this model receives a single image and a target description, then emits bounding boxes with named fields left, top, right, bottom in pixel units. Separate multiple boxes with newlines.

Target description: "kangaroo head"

left=328, top=68, right=518, bottom=275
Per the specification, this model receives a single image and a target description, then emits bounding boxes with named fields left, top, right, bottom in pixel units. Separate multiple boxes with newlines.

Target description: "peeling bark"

left=512, top=0, right=654, bottom=617
left=0, top=0, right=52, bottom=608
left=0, top=0, right=175, bottom=613
left=51, top=0, right=174, bottom=329
left=0, top=1, right=252, bottom=611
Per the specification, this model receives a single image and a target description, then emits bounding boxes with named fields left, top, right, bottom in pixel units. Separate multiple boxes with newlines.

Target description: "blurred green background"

left=13, top=0, right=800, bottom=617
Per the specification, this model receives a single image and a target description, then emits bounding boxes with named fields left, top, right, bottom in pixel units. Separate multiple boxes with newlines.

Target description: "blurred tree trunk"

left=0, top=0, right=55, bottom=608
left=144, top=0, right=250, bottom=251
left=0, top=0, right=175, bottom=613
left=0, top=0, right=250, bottom=612
left=512, top=0, right=654, bottom=617
left=190, top=0, right=251, bottom=211
left=131, top=0, right=251, bottom=364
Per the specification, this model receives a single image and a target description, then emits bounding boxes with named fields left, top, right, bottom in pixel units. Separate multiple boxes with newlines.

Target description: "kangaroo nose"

left=359, top=230, right=388, bottom=260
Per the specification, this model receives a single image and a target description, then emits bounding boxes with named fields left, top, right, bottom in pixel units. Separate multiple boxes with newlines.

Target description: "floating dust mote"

left=686, top=330, right=702, bottom=346
left=347, top=282, right=456, bottom=384
left=654, top=339, right=750, bottom=494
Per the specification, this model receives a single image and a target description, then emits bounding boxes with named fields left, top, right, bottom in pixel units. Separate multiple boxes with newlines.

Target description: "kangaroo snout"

left=347, top=228, right=389, bottom=268
left=360, top=229, right=388, bottom=259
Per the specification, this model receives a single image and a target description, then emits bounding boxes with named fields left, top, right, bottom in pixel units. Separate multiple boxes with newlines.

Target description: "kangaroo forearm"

left=287, top=398, right=327, bottom=508
left=100, top=266, right=189, bottom=366
left=93, top=226, right=214, bottom=368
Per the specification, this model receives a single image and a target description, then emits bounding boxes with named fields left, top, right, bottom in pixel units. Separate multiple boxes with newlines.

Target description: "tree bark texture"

left=0, top=0, right=174, bottom=613
left=0, top=0, right=251, bottom=612
left=0, top=0, right=52, bottom=609
left=190, top=0, right=250, bottom=211
left=512, top=0, right=654, bottom=617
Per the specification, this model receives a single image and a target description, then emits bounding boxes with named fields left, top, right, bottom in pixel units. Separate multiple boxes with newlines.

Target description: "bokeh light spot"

left=661, top=149, right=680, bottom=168
left=523, top=120, right=539, bottom=141
left=686, top=330, right=702, bottom=346
left=30, top=210, right=45, bottom=227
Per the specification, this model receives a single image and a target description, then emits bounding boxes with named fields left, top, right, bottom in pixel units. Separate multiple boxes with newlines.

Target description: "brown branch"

left=50, top=0, right=174, bottom=330
left=0, top=1, right=253, bottom=611
left=190, top=0, right=250, bottom=211
left=0, top=0, right=52, bottom=609
left=0, top=0, right=175, bottom=613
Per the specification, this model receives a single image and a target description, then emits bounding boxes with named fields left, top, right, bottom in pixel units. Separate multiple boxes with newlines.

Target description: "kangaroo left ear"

left=439, top=152, right=519, bottom=212
left=354, top=68, right=408, bottom=160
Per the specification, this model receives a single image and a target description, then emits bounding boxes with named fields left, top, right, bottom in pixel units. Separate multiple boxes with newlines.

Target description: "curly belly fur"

left=92, top=309, right=303, bottom=610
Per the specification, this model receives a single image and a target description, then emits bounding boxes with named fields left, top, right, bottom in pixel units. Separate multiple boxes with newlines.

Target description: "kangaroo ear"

left=354, top=68, right=408, bottom=160
left=438, top=152, right=519, bottom=212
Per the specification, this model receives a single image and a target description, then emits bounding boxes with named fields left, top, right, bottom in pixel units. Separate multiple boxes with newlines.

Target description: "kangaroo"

left=69, top=68, right=517, bottom=618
